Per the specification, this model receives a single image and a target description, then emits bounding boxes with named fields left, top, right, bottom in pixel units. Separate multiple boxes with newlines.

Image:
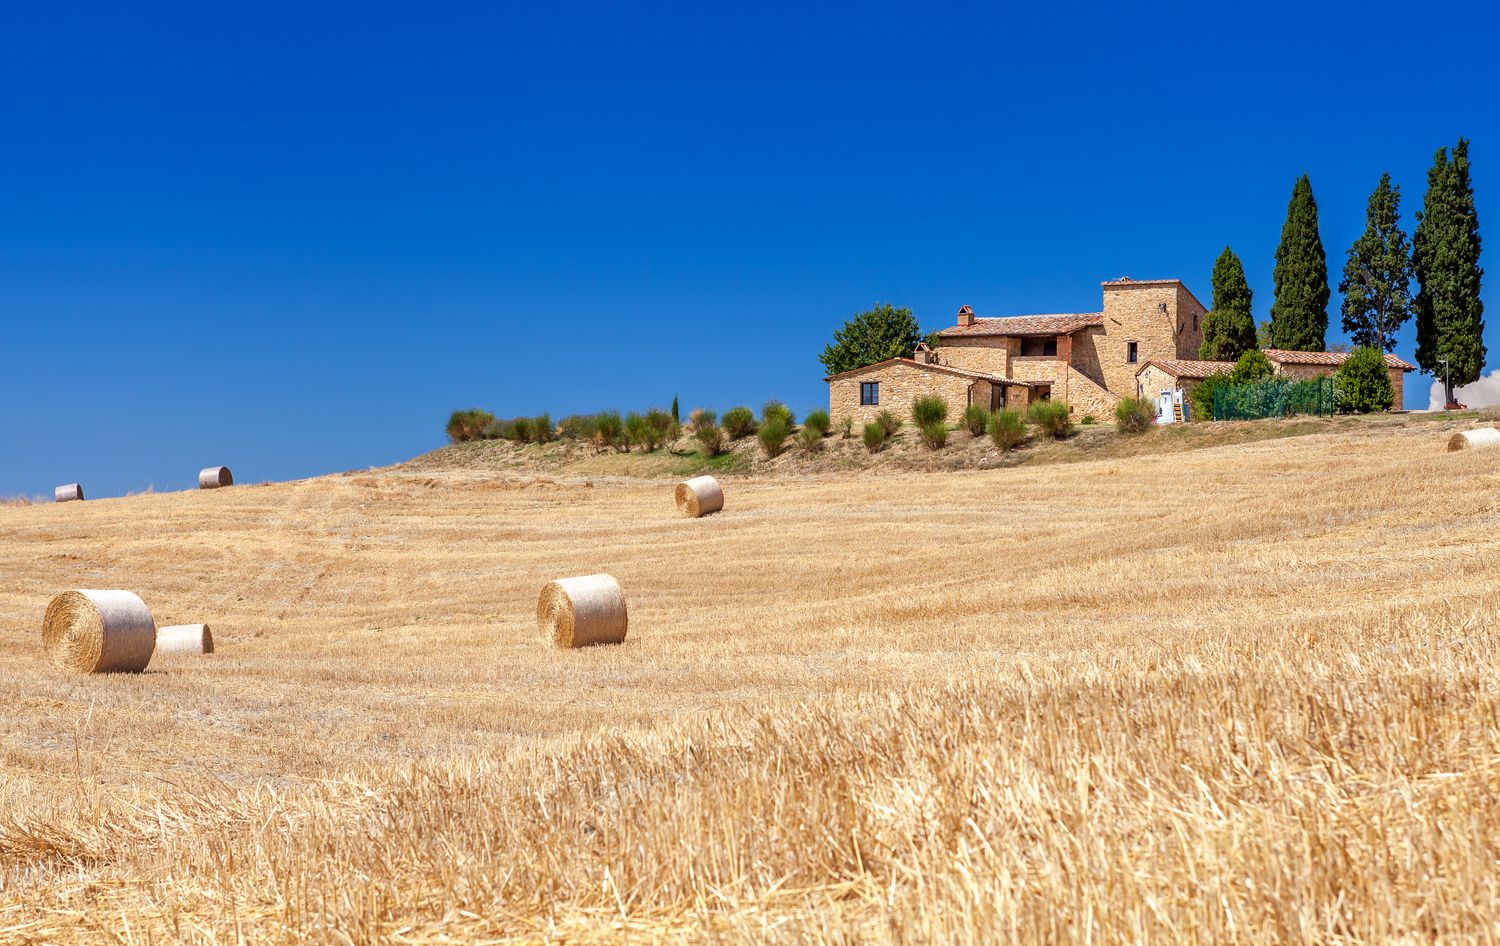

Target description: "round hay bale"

left=155, top=623, right=214, bottom=655
left=1447, top=427, right=1500, bottom=452
left=42, top=590, right=156, bottom=673
left=538, top=574, right=628, bottom=648
left=675, top=475, right=724, bottom=518
left=198, top=466, right=233, bottom=489
left=54, top=483, right=84, bottom=503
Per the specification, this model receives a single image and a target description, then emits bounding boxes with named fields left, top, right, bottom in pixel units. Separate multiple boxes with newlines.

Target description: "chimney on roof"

left=956, top=305, right=974, bottom=327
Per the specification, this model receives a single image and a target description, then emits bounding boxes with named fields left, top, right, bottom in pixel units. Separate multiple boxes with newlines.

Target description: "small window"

left=1193, top=314, right=1199, bottom=332
left=860, top=381, right=879, bottom=406
left=1127, top=341, right=1139, bottom=364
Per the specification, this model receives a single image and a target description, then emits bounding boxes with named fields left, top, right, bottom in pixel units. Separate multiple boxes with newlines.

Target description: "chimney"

left=956, top=305, right=974, bottom=327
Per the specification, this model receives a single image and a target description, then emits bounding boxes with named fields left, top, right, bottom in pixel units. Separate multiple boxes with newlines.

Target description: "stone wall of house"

left=1174, top=284, right=1208, bottom=360
left=935, top=336, right=1010, bottom=375
left=1135, top=363, right=1177, bottom=400
left=828, top=362, right=978, bottom=426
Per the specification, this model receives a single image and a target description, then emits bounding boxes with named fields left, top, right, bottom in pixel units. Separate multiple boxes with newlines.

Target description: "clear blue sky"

left=2, top=1, right=1495, bottom=497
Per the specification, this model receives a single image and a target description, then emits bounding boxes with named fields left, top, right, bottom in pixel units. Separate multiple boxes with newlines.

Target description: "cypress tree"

left=1339, top=173, right=1414, bottom=352
left=1268, top=175, right=1330, bottom=350
left=1414, top=138, right=1485, bottom=407
left=1199, top=247, right=1257, bottom=361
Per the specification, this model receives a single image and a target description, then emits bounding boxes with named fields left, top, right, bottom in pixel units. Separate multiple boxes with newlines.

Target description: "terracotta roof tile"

left=1135, top=358, right=1236, bottom=379
left=934, top=313, right=1103, bottom=338
left=1262, top=349, right=1415, bottom=371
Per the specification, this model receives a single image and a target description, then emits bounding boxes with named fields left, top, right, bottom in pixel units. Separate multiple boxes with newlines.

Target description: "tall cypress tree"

left=1339, top=173, right=1414, bottom=352
left=1268, top=175, right=1330, bottom=350
left=1414, top=138, right=1485, bottom=406
left=1199, top=246, right=1258, bottom=361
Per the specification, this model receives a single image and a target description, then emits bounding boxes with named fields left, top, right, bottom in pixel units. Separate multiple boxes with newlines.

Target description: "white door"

left=1158, top=390, right=1175, bottom=424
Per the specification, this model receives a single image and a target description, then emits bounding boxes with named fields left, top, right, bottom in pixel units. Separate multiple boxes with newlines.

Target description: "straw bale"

left=1447, top=427, right=1500, bottom=452
left=42, top=590, right=156, bottom=673
left=538, top=574, right=628, bottom=647
left=675, top=475, right=723, bottom=518
left=155, top=623, right=214, bottom=655
left=54, top=483, right=84, bottom=503
left=199, top=466, right=233, bottom=489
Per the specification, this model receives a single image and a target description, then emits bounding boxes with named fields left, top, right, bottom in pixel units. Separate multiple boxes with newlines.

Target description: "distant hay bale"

left=675, top=475, right=724, bottom=518
left=198, top=466, right=233, bottom=489
left=1447, top=427, right=1500, bottom=452
left=155, top=623, right=214, bottom=655
left=41, top=590, right=156, bottom=673
left=54, top=483, right=84, bottom=503
left=538, top=574, right=628, bottom=648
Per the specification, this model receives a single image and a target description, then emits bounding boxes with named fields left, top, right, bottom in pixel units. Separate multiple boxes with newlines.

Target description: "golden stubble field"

left=2, top=417, right=1499, bottom=943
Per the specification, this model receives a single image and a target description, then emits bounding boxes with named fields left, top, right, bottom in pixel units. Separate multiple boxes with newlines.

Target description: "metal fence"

left=1213, top=378, right=1336, bottom=421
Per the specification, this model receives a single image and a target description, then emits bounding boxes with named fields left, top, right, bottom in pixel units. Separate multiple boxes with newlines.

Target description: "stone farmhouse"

left=1136, top=349, right=1415, bottom=412
left=826, top=277, right=1207, bottom=425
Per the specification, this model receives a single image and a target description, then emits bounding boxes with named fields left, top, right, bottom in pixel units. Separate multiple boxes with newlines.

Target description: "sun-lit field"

left=3, top=416, right=1500, bottom=943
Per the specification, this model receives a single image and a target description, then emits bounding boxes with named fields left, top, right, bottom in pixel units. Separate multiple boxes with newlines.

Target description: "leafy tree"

left=1229, top=349, right=1274, bottom=385
left=1188, top=373, right=1231, bottom=422
left=819, top=303, right=924, bottom=375
left=1414, top=138, right=1485, bottom=406
left=1268, top=175, right=1330, bottom=350
left=1340, top=173, right=1415, bottom=352
left=1200, top=247, right=1258, bottom=361
left=1334, top=346, right=1395, bottom=413
left=671, top=396, right=680, bottom=425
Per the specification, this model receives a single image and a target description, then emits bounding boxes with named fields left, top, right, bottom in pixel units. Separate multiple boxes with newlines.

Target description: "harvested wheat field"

left=2, top=415, right=1500, bottom=943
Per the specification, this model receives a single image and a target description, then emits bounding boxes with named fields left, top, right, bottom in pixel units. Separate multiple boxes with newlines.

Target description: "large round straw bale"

left=1447, top=427, right=1500, bottom=452
left=538, top=574, right=628, bottom=648
left=42, top=590, right=156, bottom=673
left=198, top=466, right=233, bottom=489
left=155, top=623, right=214, bottom=655
left=54, top=483, right=84, bottom=503
left=675, top=475, right=724, bottom=518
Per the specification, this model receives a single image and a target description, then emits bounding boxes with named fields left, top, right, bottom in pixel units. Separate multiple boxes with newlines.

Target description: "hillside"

left=404, top=408, right=1492, bottom=480
left=1, top=417, right=1499, bottom=942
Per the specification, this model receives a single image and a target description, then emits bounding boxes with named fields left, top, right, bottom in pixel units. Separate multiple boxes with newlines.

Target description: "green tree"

left=671, top=396, right=680, bottom=425
left=1334, top=346, right=1395, bottom=413
left=1414, top=139, right=1485, bottom=406
left=1268, top=175, right=1330, bottom=351
left=1229, top=349, right=1274, bottom=384
left=819, top=303, right=924, bottom=375
left=1339, top=173, right=1415, bottom=352
left=1199, top=247, right=1258, bottom=361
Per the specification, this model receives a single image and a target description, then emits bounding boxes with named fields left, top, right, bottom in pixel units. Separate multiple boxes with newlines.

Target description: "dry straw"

left=54, top=483, right=84, bottom=503
left=675, top=475, right=723, bottom=518
left=199, top=466, right=233, bottom=489
left=1446, top=427, right=1500, bottom=451
left=538, top=574, right=628, bottom=648
left=155, top=623, right=214, bottom=655
left=42, top=589, right=156, bottom=673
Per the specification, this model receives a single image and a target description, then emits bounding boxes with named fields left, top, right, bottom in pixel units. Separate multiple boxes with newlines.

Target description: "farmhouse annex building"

left=826, top=277, right=1207, bottom=425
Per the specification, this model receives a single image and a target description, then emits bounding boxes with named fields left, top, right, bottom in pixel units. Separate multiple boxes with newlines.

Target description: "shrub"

left=643, top=408, right=674, bottom=451
left=838, top=415, right=853, bottom=439
left=804, top=409, right=831, bottom=436
left=722, top=406, right=757, bottom=439
left=1114, top=396, right=1156, bottom=434
left=877, top=410, right=900, bottom=437
left=481, top=419, right=506, bottom=440
left=962, top=404, right=989, bottom=436
left=1080, top=415, right=1096, bottom=425
left=693, top=410, right=724, bottom=456
left=911, top=396, right=948, bottom=427
left=509, top=417, right=535, bottom=443
left=758, top=417, right=790, bottom=458
left=987, top=409, right=1026, bottom=451
left=798, top=426, right=824, bottom=452
left=688, top=407, right=708, bottom=432
left=920, top=421, right=948, bottom=449
left=558, top=414, right=598, bottom=440
left=531, top=413, right=554, bottom=444
left=594, top=411, right=623, bottom=451
left=623, top=412, right=646, bottom=451
left=446, top=409, right=494, bottom=443
left=762, top=400, right=795, bottom=429
left=863, top=422, right=887, bottom=452
left=1189, top=373, right=1231, bottom=421
left=1334, top=345, right=1395, bottom=413
left=1028, top=400, right=1073, bottom=439
left=1229, top=349, right=1275, bottom=385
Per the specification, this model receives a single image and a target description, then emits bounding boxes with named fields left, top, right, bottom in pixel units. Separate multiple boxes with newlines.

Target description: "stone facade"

left=828, top=360, right=989, bottom=427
